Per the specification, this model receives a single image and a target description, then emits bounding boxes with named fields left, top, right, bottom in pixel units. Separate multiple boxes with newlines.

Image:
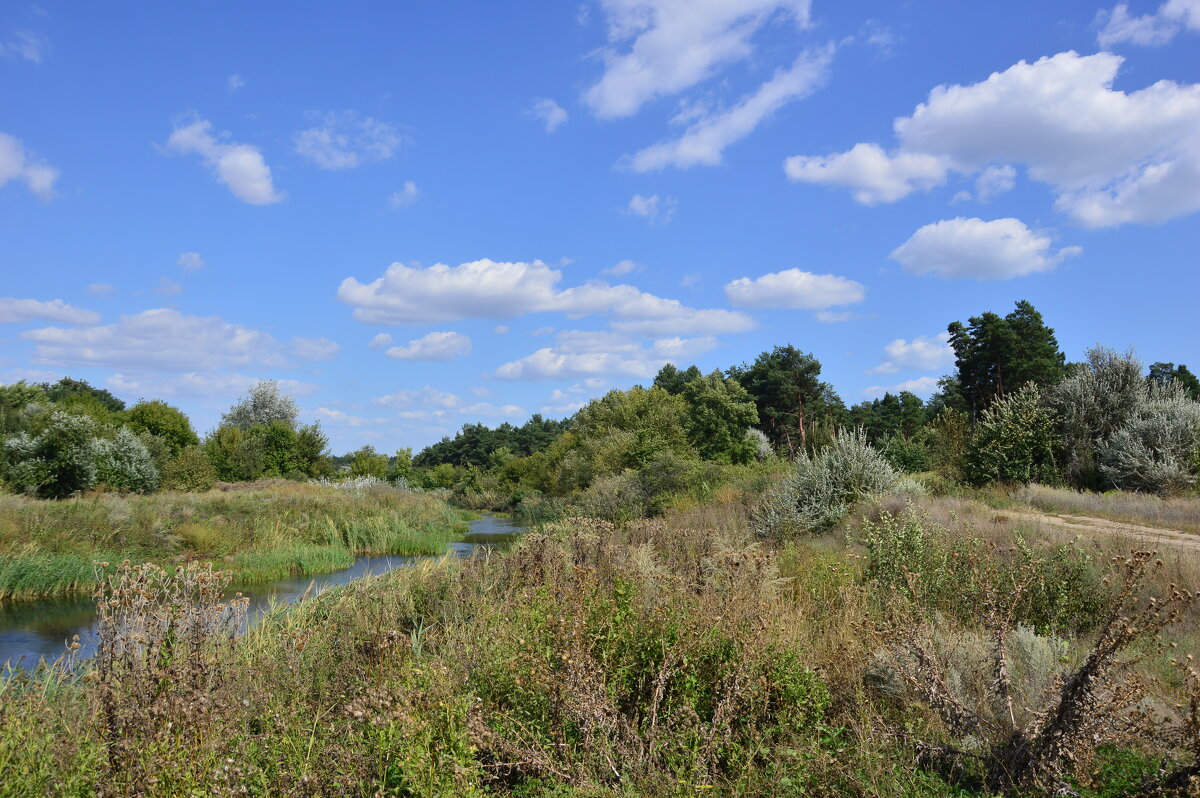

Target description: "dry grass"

left=986, top=483, right=1200, bottom=536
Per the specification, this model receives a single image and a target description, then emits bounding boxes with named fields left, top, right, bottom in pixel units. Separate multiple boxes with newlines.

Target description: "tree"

left=93, top=428, right=160, bottom=493
left=350, top=445, right=389, bottom=478
left=730, top=346, right=836, bottom=458
left=221, top=380, right=299, bottom=430
left=0, top=381, right=46, bottom=435
left=294, top=422, right=332, bottom=476
left=1098, top=382, right=1200, bottom=494
left=40, top=377, right=126, bottom=413
left=1148, top=362, right=1200, bottom=401
left=161, top=447, right=218, bottom=492
left=125, top=399, right=199, bottom=455
left=964, top=384, right=1061, bottom=486
left=652, top=363, right=702, bottom=395
left=567, top=386, right=693, bottom=477
left=3, top=410, right=100, bottom=498
left=948, top=300, right=1066, bottom=417
left=681, top=370, right=759, bottom=463
left=847, top=392, right=927, bottom=444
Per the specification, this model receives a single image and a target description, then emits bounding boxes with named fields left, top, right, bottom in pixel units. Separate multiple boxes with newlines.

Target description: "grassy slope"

left=0, top=482, right=469, bottom=600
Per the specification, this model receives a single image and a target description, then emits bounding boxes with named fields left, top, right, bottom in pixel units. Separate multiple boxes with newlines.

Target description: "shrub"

left=3, top=410, right=99, bottom=498
left=757, top=429, right=900, bottom=536
left=1098, top=387, right=1200, bottom=494
left=573, top=472, right=648, bottom=522
left=161, top=447, right=218, bottom=492
left=964, top=383, right=1061, bottom=486
left=93, top=427, right=160, bottom=493
left=124, top=399, right=200, bottom=454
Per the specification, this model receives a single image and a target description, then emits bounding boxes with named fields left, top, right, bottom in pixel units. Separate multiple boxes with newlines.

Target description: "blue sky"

left=2, top=0, right=1198, bottom=453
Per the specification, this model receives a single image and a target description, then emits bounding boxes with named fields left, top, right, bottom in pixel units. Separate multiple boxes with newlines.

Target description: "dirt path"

left=999, top=509, right=1200, bottom=554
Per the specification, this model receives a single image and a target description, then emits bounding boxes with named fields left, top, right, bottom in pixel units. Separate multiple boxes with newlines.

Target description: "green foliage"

left=571, top=385, right=693, bottom=471
left=924, top=409, right=970, bottom=482
left=0, top=381, right=47, bottom=435
left=1098, top=385, right=1200, bottom=494
left=948, top=299, right=1066, bottom=418
left=415, top=414, right=569, bottom=469
left=3, top=410, right=100, bottom=498
left=40, top=377, right=126, bottom=413
left=351, top=444, right=390, bottom=478
left=878, top=434, right=931, bottom=473
left=681, top=370, right=759, bottom=463
left=730, top=345, right=843, bottom=457
left=220, top=380, right=299, bottom=430
left=964, top=383, right=1061, bottom=486
left=1148, top=361, right=1200, bottom=401
left=92, top=427, right=160, bottom=493
left=652, top=362, right=702, bottom=395
left=847, top=391, right=927, bottom=444
left=203, top=425, right=264, bottom=482
left=124, top=399, right=199, bottom=455
left=161, top=446, right=218, bottom=492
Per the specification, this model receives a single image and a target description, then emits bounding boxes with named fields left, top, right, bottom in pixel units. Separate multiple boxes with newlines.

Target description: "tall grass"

left=0, top=481, right=468, bottom=600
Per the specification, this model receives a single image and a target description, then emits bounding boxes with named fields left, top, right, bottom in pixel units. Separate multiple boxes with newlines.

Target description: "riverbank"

left=0, top=481, right=469, bottom=601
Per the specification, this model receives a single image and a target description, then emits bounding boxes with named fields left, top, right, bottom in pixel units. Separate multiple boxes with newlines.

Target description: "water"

left=0, top=512, right=522, bottom=668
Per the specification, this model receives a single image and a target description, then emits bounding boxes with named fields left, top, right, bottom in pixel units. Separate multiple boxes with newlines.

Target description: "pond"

left=0, top=512, right=523, bottom=668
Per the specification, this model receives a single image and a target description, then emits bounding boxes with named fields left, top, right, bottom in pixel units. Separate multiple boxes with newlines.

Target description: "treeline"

left=0, top=380, right=332, bottom=499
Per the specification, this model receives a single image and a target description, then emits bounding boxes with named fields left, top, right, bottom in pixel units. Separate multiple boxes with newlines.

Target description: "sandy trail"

left=998, top=509, right=1200, bottom=554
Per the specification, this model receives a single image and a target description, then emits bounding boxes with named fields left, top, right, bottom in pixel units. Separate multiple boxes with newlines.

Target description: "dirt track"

left=1000, top=509, right=1200, bottom=554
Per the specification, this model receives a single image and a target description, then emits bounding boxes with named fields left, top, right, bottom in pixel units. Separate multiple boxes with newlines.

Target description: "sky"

left=2, top=0, right=1198, bottom=453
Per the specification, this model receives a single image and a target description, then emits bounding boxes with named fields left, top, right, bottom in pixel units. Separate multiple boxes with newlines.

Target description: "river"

left=0, top=512, right=522, bottom=668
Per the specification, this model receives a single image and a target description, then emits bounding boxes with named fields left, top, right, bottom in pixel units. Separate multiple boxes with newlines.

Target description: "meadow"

left=0, top=481, right=469, bottom=601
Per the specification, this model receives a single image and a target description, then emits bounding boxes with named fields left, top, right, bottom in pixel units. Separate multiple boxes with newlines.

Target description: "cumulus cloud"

left=389, top=181, right=420, bottom=209
left=871, top=332, right=953, bottom=374
left=368, top=332, right=393, bottom=349
left=459, top=402, right=524, bottom=418
left=290, top=337, right=340, bottom=361
left=530, top=98, right=569, bottom=132
left=862, top=375, right=941, bottom=398
left=337, top=258, right=755, bottom=334
left=385, top=331, right=472, bottom=361
left=784, top=143, right=949, bottom=204
left=583, top=0, right=811, bottom=119
left=974, top=164, right=1016, bottom=201
left=0, top=30, right=47, bottom=63
left=626, top=193, right=676, bottom=223
left=293, top=110, right=402, bottom=170
left=375, top=385, right=462, bottom=410
left=22, top=308, right=287, bottom=371
left=603, top=259, right=642, bottom=277
left=890, top=217, right=1081, bottom=280
left=784, top=51, right=1200, bottom=227
left=178, top=251, right=206, bottom=271
left=0, top=297, right=99, bottom=326
left=494, top=329, right=716, bottom=381
left=627, top=45, right=832, bottom=171
left=164, top=118, right=283, bottom=205
left=723, top=268, right=865, bottom=310
left=314, top=407, right=382, bottom=427
left=0, top=132, right=59, bottom=201
left=1097, top=0, right=1200, bottom=47
left=106, top=372, right=319, bottom=400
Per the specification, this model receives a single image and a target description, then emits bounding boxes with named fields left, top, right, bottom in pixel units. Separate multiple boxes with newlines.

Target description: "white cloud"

left=1097, top=0, right=1200, bottom=47
left=459, top=402, right=524, bottom=418
left=862, top=376, right=941, bottom=398
left=785, top=51, right=1200, bottom=227
left=0, top=30, right=47, bottom=63
left=389, top=181, right=420, bottom=209
left=178, top=251, right=206, bottom=271
left=890, top=217, right=1082, bottom=280
left=815, top=310, right=854, bottom=323
left=290, top=337, right=340, bottom=362
left=871, top=332, right=953, bottom=374
left=583, top=0, right=811, bottom=119
left=385, top=331, right=472, bottom=361
left=724, top=268, right=865, bottom=310
left=154, top=277, right=182, bottom=297
left=86, top=283, right=116, bottom=298
left=494, top=329, right=716, bottom=380
left=626, top=193, right=676, bottom=223
left=164, top=118, right=283, bottom=205
left=974, top=164, right=1016, bottom=201
left=784, top=142, right=950, bottom=204
left=493, top=325, right=510, bottom=334
left=0, top=297, right=99, bottom=326
left=106, top=372, right=319, bottom=400
left=293, top=110, right=402, bottom=170
left=375, top=385, right=462, bottom=410
left=0, top=132, right=59, bottom=201
left=227, top=73, right=245, bottom=91
left=22, top=308, right=287, bottom=371
left=627, top=45, right=832, bottom=171
left=368, top=332, right=393, bottom=349
left=337, top=258, right=754, bottom=334
left=315, top=407, right=381, bottom=427
left=603, top=259, right=642, bottom=276
left=530, top=98, right=569, bottom=132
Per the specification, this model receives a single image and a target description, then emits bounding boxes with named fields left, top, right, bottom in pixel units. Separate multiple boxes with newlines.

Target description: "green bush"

left=93, top=427, right=160, bottom=493
left=964, top=383, right=1061, bottom=486
left=124, top=399, right=200, bottom=455
left=161, top=447, right=218, bottom=492
left=3, top=410, right=100, bottom=498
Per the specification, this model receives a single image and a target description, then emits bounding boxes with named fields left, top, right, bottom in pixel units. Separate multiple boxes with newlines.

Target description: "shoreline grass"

left=0, top=482, right=469, bottom=602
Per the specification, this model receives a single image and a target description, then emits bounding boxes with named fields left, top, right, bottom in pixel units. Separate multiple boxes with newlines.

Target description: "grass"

left=0, top=481, right=1197, bottom=795
left=0, top=481, right=470, bottom=600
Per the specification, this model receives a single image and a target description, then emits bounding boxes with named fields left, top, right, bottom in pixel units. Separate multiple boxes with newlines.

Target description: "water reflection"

left=0, top=513, right=522, bottom=669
